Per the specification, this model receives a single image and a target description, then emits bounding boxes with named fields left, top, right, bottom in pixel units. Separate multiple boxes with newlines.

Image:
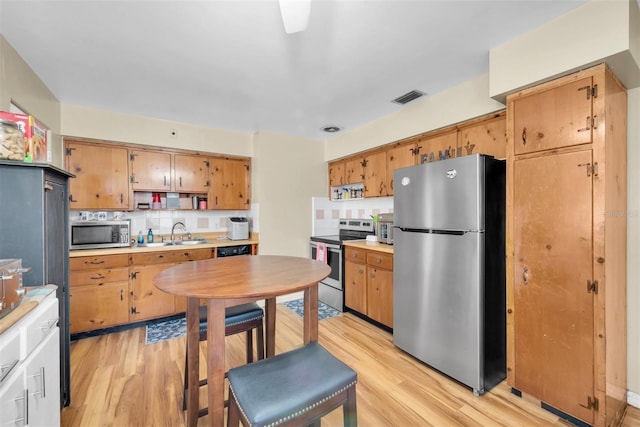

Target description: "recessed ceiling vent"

left=322, top=125, right=342, bottom=133
left=392, top=90, right=426, bottom=105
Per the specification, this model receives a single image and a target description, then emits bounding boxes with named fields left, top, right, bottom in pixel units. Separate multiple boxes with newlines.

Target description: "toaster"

left=228, top=217, right=249, bottom=240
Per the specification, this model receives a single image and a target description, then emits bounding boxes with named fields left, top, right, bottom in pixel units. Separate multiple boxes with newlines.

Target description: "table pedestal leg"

left=303, top=284, right=319, bottom=344
left=186, top=298, right=200, bottom=427
left=207, top=299, right=226, bottom=427
left=264, top=298, right=276, bottom=357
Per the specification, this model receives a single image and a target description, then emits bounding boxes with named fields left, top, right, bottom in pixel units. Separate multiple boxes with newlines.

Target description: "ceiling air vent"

left=392, top=90, right=426, bottom=105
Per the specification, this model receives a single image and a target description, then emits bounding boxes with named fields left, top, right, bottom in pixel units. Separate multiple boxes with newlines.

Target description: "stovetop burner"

left=310, top=218, right=375, bottom=246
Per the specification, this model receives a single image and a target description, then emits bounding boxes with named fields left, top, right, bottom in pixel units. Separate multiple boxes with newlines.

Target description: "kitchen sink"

left=136, top=242, right=176, bottom=248
left=174, top=239, right=209, bottom=245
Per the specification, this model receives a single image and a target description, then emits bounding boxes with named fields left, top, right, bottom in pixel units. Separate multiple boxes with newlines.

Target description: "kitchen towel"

left=315, top=242, right=327, bottom=263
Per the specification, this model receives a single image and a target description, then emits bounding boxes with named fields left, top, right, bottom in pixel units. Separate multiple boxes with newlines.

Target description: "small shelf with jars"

left=331, top=183, right=364, bottom=201
left=133, top=191, right=209, bottom=210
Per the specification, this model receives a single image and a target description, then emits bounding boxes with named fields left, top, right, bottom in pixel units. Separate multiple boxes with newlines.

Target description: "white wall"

left=253, top=131, right=326, bottom=257
left=325, top=73, right=505, bottom=161
left=489, top=0, right=640, bottom=101
left=0, top=36, right=62, bottom=166
left=61, top=103, right=253, bottom=157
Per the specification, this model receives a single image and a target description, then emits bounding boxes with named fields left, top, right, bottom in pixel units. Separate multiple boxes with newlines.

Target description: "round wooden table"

left=154, top=255, right=331, bottom=427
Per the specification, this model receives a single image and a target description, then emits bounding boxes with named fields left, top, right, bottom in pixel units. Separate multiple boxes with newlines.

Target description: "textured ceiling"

left=0, top=0, right=587, bottom=140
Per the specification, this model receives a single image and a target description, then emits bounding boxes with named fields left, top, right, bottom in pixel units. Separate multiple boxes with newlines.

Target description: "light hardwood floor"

left=61, top=305, right=639, bottom=426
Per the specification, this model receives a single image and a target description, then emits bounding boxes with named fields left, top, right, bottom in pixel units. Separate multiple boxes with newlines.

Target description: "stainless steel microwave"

left=70, top=220, right=131, bottom=250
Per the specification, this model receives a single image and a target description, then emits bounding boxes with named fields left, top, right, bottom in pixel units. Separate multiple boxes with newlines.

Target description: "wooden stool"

left=183, top=302, right=264, bottom=417
left=227, top=342, right=357, bottom=427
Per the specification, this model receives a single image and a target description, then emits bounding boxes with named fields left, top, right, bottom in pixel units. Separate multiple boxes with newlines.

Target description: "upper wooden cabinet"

left=174, top=154, right=210, bottom=193
left=386, top=138, right=421, bottom=194
left=421, top=130, right=457, bottom=164
left=363, top=150, right=387, bottom=197
left=457, top=113, right=507, bottom=160
left=328, top=112, right=507, bottom=199
left=512, top=77, right=593, bottom=155
left=129, top=150, right=209, bottom=193
left=65, top=139, right=130, bottom=210
left=345, top=157, right=364, bottom=185
left=129, top=149, right=171, bottom=191
left=209, top=157, right=251, bottom=210
left=328, top=160, right=345, bottom=188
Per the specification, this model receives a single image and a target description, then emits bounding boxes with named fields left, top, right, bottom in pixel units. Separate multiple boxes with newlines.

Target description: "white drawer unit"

left=21, top=297, right=58, bottom=359
left=0, top=289, right=60, bottom=427
left=0, top=328, right=20, bottom=384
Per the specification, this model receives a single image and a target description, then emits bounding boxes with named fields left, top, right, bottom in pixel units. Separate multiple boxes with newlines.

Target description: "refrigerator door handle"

left=397, top=227, right=469, bottom=236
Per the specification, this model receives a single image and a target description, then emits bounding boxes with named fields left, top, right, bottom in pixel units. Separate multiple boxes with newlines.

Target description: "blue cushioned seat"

left=227, top=342, right=357, bottom=427
left=183, top=302, right=264, bottom=417
left=199, top=303, right=265, bottom=337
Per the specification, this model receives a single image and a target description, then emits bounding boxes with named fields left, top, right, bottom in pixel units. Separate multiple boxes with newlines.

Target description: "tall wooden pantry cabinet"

left=0, top=161, right=72, bottom=409
left=506, top=64, right=627, bottom=427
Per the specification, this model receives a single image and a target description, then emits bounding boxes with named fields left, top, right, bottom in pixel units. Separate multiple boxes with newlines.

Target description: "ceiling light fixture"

left=279, top=0, right=311, bottom=34
left=322, top=125, right=342, bottom=133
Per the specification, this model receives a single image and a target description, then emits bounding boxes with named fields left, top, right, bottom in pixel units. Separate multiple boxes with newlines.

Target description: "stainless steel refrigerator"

left=393, top=154, right=505, bottom=396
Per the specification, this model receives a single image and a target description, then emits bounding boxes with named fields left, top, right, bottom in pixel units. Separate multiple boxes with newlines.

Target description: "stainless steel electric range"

left=309, top=218, right=375, bottom=311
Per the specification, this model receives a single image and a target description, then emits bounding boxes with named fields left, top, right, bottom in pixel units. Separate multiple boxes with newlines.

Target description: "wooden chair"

left=226, top=342, right=357, bottom=427
left=183, top=302, right=264, bottom=417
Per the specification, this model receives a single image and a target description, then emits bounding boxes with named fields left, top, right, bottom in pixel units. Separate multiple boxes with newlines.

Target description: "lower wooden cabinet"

left=129, top=248, right=210, bottom=321
left=70, top=248, right=213, bottom=333
left=344, top=246, right=393, bottom=328
left=69, top=254, right=130, bottom=334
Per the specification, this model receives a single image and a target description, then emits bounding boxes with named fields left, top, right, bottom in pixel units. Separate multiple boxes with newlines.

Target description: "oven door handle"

left=310, top=242, right=341, bottom=251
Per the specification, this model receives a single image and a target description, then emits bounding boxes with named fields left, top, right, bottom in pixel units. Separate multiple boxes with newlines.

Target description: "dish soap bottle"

left=137, top=231, right=144, bottom=245
left=147, top=228, right=154, bottom=244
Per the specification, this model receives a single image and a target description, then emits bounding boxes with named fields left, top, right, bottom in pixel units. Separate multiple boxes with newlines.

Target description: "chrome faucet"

left=170, top=222, right=187, bottom=242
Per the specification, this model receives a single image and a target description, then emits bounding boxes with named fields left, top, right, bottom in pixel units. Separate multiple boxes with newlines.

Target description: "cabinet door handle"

left=120, top=289, right=124, bottom=301
left=163, top=176, right=167, bottom=186
left=31, top=366, right=46, bottom=398
left=14, top=389, right=28, bottom=425
left=90, top=274, right=106, bottom=280
left=86, top=260, right=105, bottom=265
left=522, top=266, right=529, bottom=286
left=69, top=194, right=78, bottom=203
left=521, top=128, right=527, bottom=145
left=577, top=116, right=591, bottom=132
left=0, top=359, right=19, bottom=383
left=179, top=177, right=183, bottom=187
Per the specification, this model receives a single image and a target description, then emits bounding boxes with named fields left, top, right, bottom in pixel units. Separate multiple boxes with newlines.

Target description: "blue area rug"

left=145, top=300, right=342, bottom=345
left=145, top=317, right=186, bottom=345
left=281, top=298, right=342, bottom=321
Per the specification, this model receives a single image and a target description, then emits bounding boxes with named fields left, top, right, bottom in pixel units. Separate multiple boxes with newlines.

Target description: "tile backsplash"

left=312, top=196, right=393, bottom=236
left=71, top=204, right=259, bottom=239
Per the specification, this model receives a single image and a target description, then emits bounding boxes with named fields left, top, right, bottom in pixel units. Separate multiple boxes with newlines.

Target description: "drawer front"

left=21, top=297, right=58, bottom=359
left=70, top=254, right=129, bottom=271
left=345, top=247, right=366, bottom=264
left=366, top=252, right=393, bottom=270
left=130, top=248, right=212, bottom=265
left=0, top=328, right=20, bottom=384
left=70, top=267, right=130, bottom=287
